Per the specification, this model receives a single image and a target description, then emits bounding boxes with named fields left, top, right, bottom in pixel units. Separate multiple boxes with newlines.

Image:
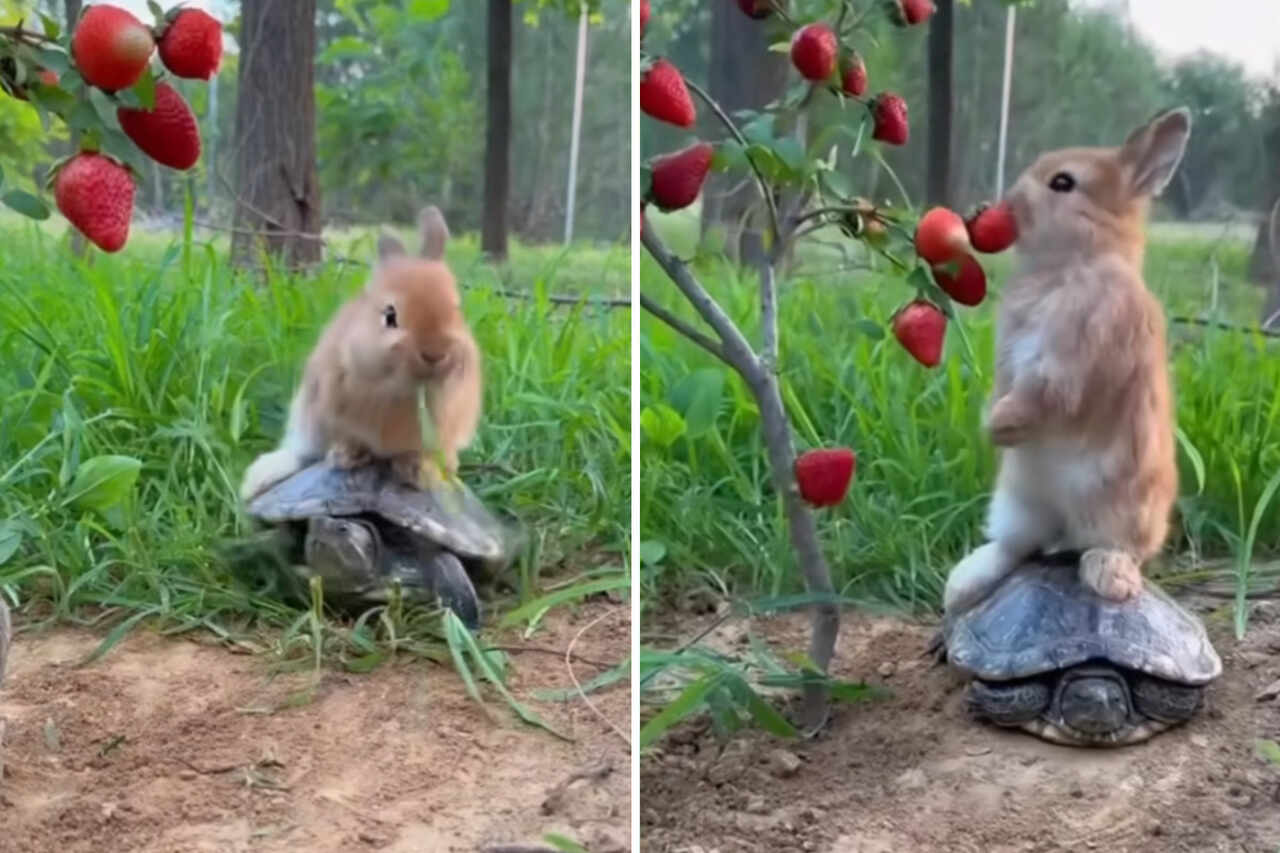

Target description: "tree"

left=232, top=0, right=323, bottom=269
left=482, top=0, right=512, bottom=260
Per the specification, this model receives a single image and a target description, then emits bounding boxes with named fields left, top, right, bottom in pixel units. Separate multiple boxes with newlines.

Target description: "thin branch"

left=565, top=609, right=630, bottom=749
left=761, top=263, right=779, bottom=368
left=639, top=293, right=728, bottom=361
left=685, top=78, right=782, bottom=245
left=482, top=645, right=615, bottom=668
left=1169, top=316, right=1280, bottom=339
left=0, top=24, right=54, bottom=44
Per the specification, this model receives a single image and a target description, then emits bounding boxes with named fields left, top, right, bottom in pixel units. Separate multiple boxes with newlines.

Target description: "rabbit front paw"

left=1079, top=549, right=1143, bottom=601
left=987, top=395, right=1035, bottom=446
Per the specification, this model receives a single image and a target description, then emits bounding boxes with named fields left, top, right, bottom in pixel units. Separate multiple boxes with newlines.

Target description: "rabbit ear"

left=378, top=234, right=406, bottom=260
left=1120, top=107, right=1191, bottom=198
left=419, top=205, right=450, bottom=260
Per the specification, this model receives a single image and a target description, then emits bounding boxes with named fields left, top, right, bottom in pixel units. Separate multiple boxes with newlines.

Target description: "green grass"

left=639, top=206, right=1280, bottom=612
left=0, top=214, right=631, bottom=673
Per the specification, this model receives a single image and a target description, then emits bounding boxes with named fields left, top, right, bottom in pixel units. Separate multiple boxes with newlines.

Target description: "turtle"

left=940, top=553, right=1222, bottom=746
left=236, top=459, right=524, bottom=630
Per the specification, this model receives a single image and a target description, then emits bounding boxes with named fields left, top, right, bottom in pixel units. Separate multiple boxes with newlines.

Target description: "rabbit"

left=240, top=205, right=483, bottom=502
left=943, top=107, right=1191, bottom=616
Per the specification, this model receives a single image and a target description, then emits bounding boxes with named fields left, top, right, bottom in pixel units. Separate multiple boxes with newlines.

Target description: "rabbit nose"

left=421, top=351, right=446, bottom=365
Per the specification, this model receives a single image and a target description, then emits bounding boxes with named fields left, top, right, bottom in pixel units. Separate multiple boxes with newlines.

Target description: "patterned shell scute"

left=945, top=562, right=1222, bottom=685
left=246, top=461, right=511, bottom=563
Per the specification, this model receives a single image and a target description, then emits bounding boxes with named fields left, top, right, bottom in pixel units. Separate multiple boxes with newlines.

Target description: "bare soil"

left=0, top=600, right=631, bottom=853
left=640, top=596, right=1280, bottom=853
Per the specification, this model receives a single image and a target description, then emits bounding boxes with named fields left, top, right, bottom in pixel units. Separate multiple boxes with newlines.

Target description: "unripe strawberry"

left=794, top=448, right=856, bottom=508
left=892, top=300, right=946, bottom=367
left=885, top=0, right=936, bottom=26
left=966, top=202, right=1019, bottom=253
left=649, top=142, right=714, bottom=212
left=914, top=207, right=970, bottom=265
left=117, top=82, right=201, bottom=170
left=932, top=254, right=987, bottom=307
left=72, top=4, right=155, bottom=92
left=790, top=23, right=837, bottom=82
left=157, top=8, right=223, bottom=80
left=640, top=59, right=696, bottom=128
left=871, top=92, right=909, bottom=145
left=840, top=53, right=867, bottom=96
left=54, top=152, right=135, bottom=253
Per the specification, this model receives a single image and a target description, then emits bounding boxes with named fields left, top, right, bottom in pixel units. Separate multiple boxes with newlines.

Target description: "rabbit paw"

left=1079, top=549, right=1143, bottom=601
left=390, top=452, right=426, bottom=488
left=328, top=441, right=372, bottom=470
left=988, top=395, right=1034, bottom=446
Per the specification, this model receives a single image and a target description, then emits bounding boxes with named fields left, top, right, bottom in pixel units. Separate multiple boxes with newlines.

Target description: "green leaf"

left=1175, top=426, right=1206, bottom=496
left=639, top=671, right=726, bottom=748
left=39, top=13, right=61, bottom=39
left=639, top=540, right=667, bottom=566
left=129, top=67, right=157, bottom=111
left=669, top=368, right=724, bottom=438
left=2, top=190, right=50, bottom=220
left=640, top=403, right=685, bottom=449
left=407, top=0, right=450, bottom=21
left=854, top=318, right=885, bottom=340
left=62, top=455, right=142, bottom=512
left=498, top=574, right=628, bottom=629
left=1257, top=738, right=1280, bottom=766
left=0, top=521, right=23, bottom=567
left=542, top=833, right=589, bottom=853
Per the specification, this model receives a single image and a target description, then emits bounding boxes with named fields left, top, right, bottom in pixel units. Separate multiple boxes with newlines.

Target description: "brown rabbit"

left=943, top=108, right=1191, bottom=615
left=240, top=206, right=483, bottom=502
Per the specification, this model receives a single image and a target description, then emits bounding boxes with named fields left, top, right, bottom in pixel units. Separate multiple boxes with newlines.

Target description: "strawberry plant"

left=0, top=2, right=222, bottom=252
left=639, top=0, right=1017, bottom=731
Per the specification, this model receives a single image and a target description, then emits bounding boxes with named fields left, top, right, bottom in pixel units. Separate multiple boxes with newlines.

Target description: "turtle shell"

left=245, top=460, right=521, bottom=572
left=944, top=559, right=1222, bottom=686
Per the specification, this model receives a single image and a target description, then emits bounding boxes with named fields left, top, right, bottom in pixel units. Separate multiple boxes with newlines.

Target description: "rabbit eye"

left=382, top=305, right=397, bottom=328
left=1049, top=172, right=1076, bottom=193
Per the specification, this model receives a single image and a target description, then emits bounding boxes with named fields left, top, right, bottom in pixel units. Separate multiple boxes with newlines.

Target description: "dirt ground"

left=0, top=600, right=631, bottom=853
left=640, top=595, right=1280, bottom=853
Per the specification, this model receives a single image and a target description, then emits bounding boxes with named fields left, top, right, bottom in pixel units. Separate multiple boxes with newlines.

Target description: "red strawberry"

left=9, top=68, right=59, bottom=101
left=640, top=0, right=650, bottom=36
left=794, top=448, right=856, bottom=508
left=117, top=82, right=201, bottom=170
left=892, top=300, right=946, bottom=367
left=914, top=206, right=970, bottom=265
left=966, top=202, right=1018, bottom=253
left=790, top=23, right=837, bottom=82
left=157, top=8, right=223, bottom=80
left=737, top=0, right=776, bottom=18
left=932, top=254, right=987, bottom=307
left=871, top=92, right=909, bottom=145
left=71, top=4, right=155, bottom=92
left=649, top=142, right=714, bottom=211
left=840, top=53, right=867, bottom=96
left=641, top=59, right=696, bottom=128
left=885, top=0, right=936, bottom=26
left=54, top=152, right=135, bottom=253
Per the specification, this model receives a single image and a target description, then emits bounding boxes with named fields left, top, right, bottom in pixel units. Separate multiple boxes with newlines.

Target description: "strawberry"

left=117, top=82, right=201, bottom=170
left=932, top=254, right=987, bottom=307
left=892, top=300, right=946, bottom=367
left=790, top=23, right=837, bottom=82
left=840, top=53, right=867, bottom=96
left=966, top=202, right=1018, bottom=253
left=885, top=0, right=936, bottom=26
left=7, top=68, right=59, bottom=101
left=157, top=8, right=223, bottom=80
left=641, top=59, right=696, bottom=128
left=871, top=92, right=909, bottom=145
left=71, top=4, right=155, bottom=92
left=794, top=448, right=856, bottom=508
left=54, top=152, right=135, bottom=253
left=649, top=142, right=714, bottom=212
left=914, top=206, right=970, bottom=265
left=640, top=0, right=650, bottom=37
left=737, top=0, right=777, bottom=18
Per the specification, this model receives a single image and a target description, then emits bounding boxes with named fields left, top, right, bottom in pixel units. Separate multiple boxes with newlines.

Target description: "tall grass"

left=0, top=216, right=631, bottom=659
left=639, top=210, right=1280, bottom=612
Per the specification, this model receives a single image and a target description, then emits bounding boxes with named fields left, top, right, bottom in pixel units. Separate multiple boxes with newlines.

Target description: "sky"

left=1075, top=0, right=1280, bottom=80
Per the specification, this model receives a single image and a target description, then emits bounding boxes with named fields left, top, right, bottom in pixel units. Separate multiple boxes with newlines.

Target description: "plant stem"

left=639, top=292, right=728, bottom=362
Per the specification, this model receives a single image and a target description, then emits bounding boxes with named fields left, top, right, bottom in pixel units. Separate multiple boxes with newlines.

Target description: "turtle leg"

left=1131, top=675, right=1203, bottom=723
left=424, top=551, right=482, bottom=631
left=1079, top=549, right=1142, bottom=601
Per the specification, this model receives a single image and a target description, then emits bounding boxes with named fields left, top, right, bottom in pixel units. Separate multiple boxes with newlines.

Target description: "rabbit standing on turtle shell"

left=944, top=108, right=1192, bottom=615
left=240, top=205, right=483, bottom=502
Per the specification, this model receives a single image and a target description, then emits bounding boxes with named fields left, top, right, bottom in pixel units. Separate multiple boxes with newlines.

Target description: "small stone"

left=1254, top=678, right=1280, bottom=702
left=964, top=745, right=991, bottom=756
left=878, top=662, right=896, bottom=677
left=1069, top=786, right=1084, bottom=799
left=178, top=769, right=197, bottom=781
left=1190, top=734, right=1209, bottom=749
left=746, top=794, right=769, bottom=814
left=101, top=802, right=117, bottom=820
left=769, top=749, right=803, bottom=778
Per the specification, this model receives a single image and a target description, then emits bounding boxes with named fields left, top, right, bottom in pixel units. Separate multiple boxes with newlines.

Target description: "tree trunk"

left=231, top=0, right=322, bottom=269
left=702, top=1, right=787, bottom=268
left=63, top=0, right=81, bottom=27
left=926, top=0, right=955, bottom=206
left=1250, top=197, right=1278, bottom=285
left=482, top=0, right=513, bottom=261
